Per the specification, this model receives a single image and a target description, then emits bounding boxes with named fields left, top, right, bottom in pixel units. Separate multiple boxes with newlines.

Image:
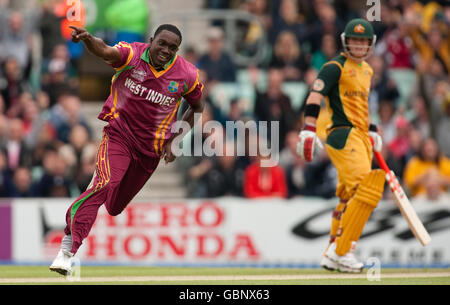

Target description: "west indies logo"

left=168, top=81, right=179, bottom=93
left=131, top=69, right=146, bottom=82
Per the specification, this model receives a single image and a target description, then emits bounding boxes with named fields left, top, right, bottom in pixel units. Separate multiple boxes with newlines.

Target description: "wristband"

left=304, top=104, right=321, bottom=119
left=304, top=122, right=316, bottom=132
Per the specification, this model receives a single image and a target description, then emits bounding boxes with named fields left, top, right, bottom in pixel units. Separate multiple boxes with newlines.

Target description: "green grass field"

left=0, top=265, right=449, bottom=285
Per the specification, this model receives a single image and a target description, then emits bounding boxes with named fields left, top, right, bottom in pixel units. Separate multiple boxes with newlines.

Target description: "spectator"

left=0, top=10, right=31, bottom=72
left=403, top=137, right=450, bottom=201
left=0, top=57, right=29, bottom=118
left=377, top=99, right=397, bottom=145
left=48, top=93, right=91, bottom=143
left=222, top=97, right=251, bottom=142
left=271, top=0, right=308, bottom=45
left=411, top=95, right=431, bottom=139
left=75, top=142, right=97, bottom=193
left=204, top=142, right=246, bottom=197
left=195, top=69, right=228, bottom=126
left=187, top=157, right=213, bottom=198
left=279, top=131, right=299, bottom=170
left=197, top=27, right=237, bottom=82
left=60, top=124, right=90, bottom=179
left=388, top=116, right=411, bottom=174
left=311, top=34, right=338, bottom=71
left=22, top=98, right=39, bottom=140
left=2, top=118, right=31, bottom=171
left=244, top=0, right=272, bottom=31
left=41, top=45, right=78, bottom=108
left=183, top=45, right=200, bottom=65
left=406, top=9, right=450, bottom=75
left=22, top=96, right=54, bottom=150
left=375, top=19, right=415, bottom=69
left=237, top=0, right=271, bottom=55
left=304, top=150, right=337, bottom=199
left=367, top=55, right=400, bottom=114
left=253, top=68, right=295, bottom=148
left=372, top=3, right=398, bottom=41
left=243, top=154, right=288, bottom=199
left=43, top=43, right=78, bottom=80
left=307, top=2, right=345, bottom=53
left=406, top=127, right=423, bottom=163
left=431, top=84, right=450, bottom=157
left=34, top=148, right=73, bottom=197
left=39, top=0, right=65, bottom=61
left=269, top=30, right=308, bottom=81
left=279, top=130, right=308, bottom=197
left=226, top=98, right=247, bottom=123
left=6, top=166, right=34, bottom=197
left=30, top=122, right=58, bottom=168
left=184, top=104, right=217, bottom=198
left=36, top=90, right=51, bottom=113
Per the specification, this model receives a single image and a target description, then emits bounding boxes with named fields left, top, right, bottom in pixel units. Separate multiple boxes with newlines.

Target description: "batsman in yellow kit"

left=297, top=19, right=385, bottom=273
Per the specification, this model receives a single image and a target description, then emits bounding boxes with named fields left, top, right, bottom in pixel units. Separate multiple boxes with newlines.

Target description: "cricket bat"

left=373, top=150, right=431, bottom=246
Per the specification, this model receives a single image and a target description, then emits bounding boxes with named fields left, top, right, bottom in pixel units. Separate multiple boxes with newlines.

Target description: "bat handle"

left=374, top=151, right=390, bottom=174
left=369, top=137, right=390, bottom=174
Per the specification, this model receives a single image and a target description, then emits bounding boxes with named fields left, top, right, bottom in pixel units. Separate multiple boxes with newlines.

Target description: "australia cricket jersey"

left=311, top=52, right=373, bottom=133
left=98, top=41, right=203, bottom=157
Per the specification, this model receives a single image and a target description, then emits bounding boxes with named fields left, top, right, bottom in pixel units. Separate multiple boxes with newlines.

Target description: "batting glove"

left=297, top=123, right=324, bottom=162
left=369, top=131, right=382, bottom=152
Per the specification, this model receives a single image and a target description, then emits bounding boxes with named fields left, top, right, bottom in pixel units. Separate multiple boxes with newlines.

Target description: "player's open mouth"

left=158, top=54, right=170, bottom=63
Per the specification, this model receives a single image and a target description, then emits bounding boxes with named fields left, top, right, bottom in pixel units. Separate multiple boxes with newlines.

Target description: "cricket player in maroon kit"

left=50, top=24, right=204, bottom=275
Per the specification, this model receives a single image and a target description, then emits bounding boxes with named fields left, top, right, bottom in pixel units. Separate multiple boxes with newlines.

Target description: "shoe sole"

left=337, top=265, right=364, bottom=273
left=321, top=256, right=338, bottom=272
left=49, top=266, right=71, bottom=276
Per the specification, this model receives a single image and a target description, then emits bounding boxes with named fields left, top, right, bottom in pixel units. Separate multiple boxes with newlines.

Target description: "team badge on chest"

left=131, top=69, right=147, bottom=82
left=168, top=81, right=179, bottom=93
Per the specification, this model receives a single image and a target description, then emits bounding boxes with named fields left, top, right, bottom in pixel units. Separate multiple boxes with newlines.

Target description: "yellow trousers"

left=326, top=127, right=373, bottom=201
left=325, top=127, right=384, bottom=255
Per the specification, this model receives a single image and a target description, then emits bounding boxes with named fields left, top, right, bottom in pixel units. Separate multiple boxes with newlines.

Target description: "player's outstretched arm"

left=69, top=25, right=121, bottom=66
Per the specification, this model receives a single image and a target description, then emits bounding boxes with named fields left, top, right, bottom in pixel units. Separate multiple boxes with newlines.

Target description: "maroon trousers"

left=64, top=126, right=160, bottom=254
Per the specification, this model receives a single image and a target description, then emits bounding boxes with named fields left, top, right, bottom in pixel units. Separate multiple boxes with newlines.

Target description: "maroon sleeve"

left=110, top=41, right=133, bottom=70
left=183, top=82, right=204, bottom=105
left=183, top=68, right=204, bottom=105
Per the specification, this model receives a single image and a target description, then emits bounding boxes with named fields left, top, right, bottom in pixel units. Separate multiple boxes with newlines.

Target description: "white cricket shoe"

left=320, top=255, right=339, bottom=271
left=324, top=243, right=364, bottom=273
left=50, top=249, right=74, bottom=276
left=320, top=245, right=338, bottom=271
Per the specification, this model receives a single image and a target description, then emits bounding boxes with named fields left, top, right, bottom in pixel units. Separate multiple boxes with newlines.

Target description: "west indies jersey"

left=99, top=41, right=203, bottom=158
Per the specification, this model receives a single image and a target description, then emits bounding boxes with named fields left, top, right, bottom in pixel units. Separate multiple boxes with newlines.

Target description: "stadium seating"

left=210, top=69, right=309, bottom=114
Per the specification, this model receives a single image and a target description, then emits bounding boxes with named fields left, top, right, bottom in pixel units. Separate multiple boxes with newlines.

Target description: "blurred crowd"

left=183, top=0, right=450, bottom=202
left=0, top=0, right=151, bottom=198
left=0, top=0, right=97, bottom=198
left=0, top=0, right=449, bottom=202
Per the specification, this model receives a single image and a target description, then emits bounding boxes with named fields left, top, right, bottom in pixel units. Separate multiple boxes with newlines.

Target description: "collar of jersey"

left=341, top=52, right=363, bottom=67
left=141, top=47, right=177, bottom=78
